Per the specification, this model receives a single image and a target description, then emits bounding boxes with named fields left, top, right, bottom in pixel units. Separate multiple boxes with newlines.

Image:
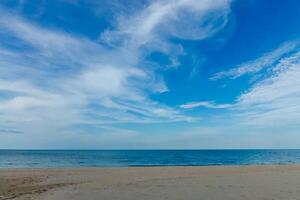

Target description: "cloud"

left=211, top=40, right=300, bottom=80
left=99, top=0, right=231, bottom=61
left=180, top=101, right=232, bottom=109
left=0, top=0, right=231, bottom=138
left=177, top=41, right=300, bottom=141
left=0, top=0, right=233, bottom=148
left=232, top=48, right=300, bottom=127
left=0, top=128, right=22, bottom=134
left=120, top=0, right=230, bottom=40
left=177, top=46, right=300, bottom=147
left=0, top=9, right=186, bottom=132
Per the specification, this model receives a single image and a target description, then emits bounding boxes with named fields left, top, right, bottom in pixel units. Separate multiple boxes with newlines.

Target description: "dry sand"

left=1, top=165, right=300, bottom=200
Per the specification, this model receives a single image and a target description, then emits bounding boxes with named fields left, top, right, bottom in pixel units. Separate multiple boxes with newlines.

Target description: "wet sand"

left=1, top=165, right=300, bottom=200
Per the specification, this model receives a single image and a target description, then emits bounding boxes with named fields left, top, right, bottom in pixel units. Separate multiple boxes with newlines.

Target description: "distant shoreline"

left=1, top=149, right=300, bottom=150
left=1, top=162, right=300, bottom=169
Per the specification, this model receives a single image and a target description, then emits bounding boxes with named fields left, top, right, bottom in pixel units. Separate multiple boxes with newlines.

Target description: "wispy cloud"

left=180, top=101, right=232, bottom=109
left=174, top=47, right=300, bottom=148
left=0, top=9, right=181, bottom=134
left=235, top=49, right=300, bottom=127
left=182, top=42, right=300, bottom=133
left=211, top=40, right=300, bottom=80
left=100, top=0, right=231, bottom=67
left=0, top=0, right=230, bottom=141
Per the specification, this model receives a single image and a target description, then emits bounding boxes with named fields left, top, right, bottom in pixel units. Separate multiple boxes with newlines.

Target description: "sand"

left=1, top=165, right=300, bottom=200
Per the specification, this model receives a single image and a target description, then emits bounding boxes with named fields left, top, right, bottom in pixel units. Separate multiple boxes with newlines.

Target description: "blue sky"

left=1, top=0, right=300, bottom=149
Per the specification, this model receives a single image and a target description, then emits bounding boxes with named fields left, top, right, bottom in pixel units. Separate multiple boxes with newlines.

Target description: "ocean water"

left=1, top=150, right=300, bottom=168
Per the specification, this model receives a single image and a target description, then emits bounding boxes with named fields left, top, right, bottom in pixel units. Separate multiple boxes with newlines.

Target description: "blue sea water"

left=0, top=150, right=300, bottom=168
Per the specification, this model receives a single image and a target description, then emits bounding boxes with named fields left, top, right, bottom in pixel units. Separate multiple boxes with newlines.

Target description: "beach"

left=1, top=165, right=300, bottom=200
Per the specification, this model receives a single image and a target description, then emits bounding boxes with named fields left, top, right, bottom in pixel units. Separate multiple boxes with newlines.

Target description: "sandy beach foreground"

left=1, top=165, right=300, bottom=200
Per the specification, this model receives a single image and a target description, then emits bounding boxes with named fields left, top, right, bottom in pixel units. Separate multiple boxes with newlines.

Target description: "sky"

left=1, top=0, right=300, bottom=149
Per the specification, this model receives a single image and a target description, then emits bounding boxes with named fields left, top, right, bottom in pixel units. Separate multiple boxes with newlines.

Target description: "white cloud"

left=0, top=10, right=186, bottom=133
left=178, top=42, right=300, bottom=143
left=211, top=40, right=299, bottom=80
left=100, top=0, right=230, bottom=60
left=180, top=101, right=232, bottom=109
left=0, top=0, right=228, bottom=135
left=233, top=49, right=300, bottom=127
left=0, top=0, right=232, bottom=147
left=122, top=0, right=229, bottom=39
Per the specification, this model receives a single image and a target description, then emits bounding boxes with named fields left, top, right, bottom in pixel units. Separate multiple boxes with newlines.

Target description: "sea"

left=1, top=150, right=300, bottom=168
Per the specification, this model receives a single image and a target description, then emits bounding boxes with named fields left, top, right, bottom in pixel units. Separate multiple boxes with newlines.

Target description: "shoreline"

left=1, top=164, right=300, bottom=200
left=1, top=163, right=300, bottom=169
